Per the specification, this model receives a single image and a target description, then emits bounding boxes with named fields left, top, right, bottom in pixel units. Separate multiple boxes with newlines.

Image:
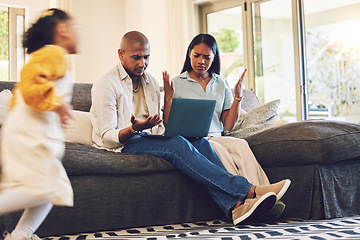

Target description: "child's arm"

left=55, top=100, right=74, bottom=126
left=19, top=45, right=68, bottom=112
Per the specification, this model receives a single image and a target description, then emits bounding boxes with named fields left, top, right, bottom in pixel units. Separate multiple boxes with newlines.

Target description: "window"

left=207, top=6, right=246, bottom=87
left=0, top=7, right=9, bottom=81
left=304, top=0, right=360, bottom=123
left=199, top=0, right=360, bottom=123
left=0, top=6, right=25, bottom=81
left=252, top=0, right=297, bottom=121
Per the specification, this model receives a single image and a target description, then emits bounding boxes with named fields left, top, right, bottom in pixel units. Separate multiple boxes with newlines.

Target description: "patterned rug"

left=44, top=215, right=360, bottom=240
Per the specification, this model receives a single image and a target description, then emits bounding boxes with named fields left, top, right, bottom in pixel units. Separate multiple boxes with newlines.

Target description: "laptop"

left=142, top=98, right=216, bottom=138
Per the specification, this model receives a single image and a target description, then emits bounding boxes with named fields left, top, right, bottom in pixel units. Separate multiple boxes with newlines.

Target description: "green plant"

left=0, top=9, right=9, bottom=81
left=0, top=9, right=9, bottom=61
left=214, top=29, right=239, bottom=53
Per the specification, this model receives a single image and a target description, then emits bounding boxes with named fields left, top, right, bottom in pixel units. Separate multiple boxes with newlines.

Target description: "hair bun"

left=39, top=9, right=55, bottom=19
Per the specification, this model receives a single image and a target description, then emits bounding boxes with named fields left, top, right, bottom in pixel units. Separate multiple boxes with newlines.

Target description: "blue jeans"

left=121, top=135, right=252, bottom=219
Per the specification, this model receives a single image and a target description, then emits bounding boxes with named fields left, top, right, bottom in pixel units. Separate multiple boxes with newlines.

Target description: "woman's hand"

left=162, top=71, right=174, bottom=101
left=130, top=114, right=163, bottom=132
left=221, top=69, right=247, bottom=131
left=233, top=69, right=247, bottom=98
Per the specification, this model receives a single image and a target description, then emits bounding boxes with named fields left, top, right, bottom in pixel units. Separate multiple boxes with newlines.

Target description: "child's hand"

left=55, top=101, right=74, bottom=126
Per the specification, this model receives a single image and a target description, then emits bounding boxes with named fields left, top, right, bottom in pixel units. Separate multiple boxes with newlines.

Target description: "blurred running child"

left=0, top=8, right=79, bottom=240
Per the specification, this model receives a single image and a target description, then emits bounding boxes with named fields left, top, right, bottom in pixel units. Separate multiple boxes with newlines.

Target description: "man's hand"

left=130, top=114, right=163, bottom=131
left=162, top=71, right=174, bottom=101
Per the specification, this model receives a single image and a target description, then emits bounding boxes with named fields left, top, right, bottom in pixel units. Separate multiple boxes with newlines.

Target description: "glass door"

left=252, top=0, right=297, bottom=122
left=0, top=6, right=9, bottom=81
left=201, top=0, right=360, bottom=123
left=206, top=6, right=246, bottom=88
left=0, top=6, right=25, bottom=81
left=303, top=0, right=360, bottom=123
left=9, top=7, right=25, bottom=81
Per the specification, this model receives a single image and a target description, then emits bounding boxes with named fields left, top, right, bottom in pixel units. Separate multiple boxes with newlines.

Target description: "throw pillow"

left=225, top=99, right=281, bottom=138
left=0, top=89, right=13, bottom=125
left=64, top=110, right=92, bottom=146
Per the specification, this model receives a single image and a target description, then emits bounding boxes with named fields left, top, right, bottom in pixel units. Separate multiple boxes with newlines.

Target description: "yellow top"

left=11, top=45, right=67, bottom=112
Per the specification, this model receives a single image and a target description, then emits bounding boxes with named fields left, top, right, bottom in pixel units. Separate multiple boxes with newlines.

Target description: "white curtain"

left=165, top=0, right=196, bottom=76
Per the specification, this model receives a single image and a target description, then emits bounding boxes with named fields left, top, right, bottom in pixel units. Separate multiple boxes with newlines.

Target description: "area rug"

left=44, top=215, right=360, bottom=240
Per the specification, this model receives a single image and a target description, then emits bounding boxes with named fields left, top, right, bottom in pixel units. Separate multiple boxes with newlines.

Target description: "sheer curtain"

left=165, top=0, right=196, bottom=77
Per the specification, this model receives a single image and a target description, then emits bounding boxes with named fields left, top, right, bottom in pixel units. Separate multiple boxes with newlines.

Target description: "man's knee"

left=166, top=135, right=193, bottom=150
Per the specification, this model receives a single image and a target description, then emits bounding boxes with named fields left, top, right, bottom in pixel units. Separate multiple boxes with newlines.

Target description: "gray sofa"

left=0, top=81, right=360, bottom=237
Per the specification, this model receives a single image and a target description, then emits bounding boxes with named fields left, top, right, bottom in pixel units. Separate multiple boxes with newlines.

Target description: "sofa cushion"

left=64, top=110, right=92, bottom=145
left=0, top=89, right=12, bottom=125
left=245, top=120, right=360, bottom=167
left=71, top=83, right=92, bottom=112
left=63, top=142, right=176, bottom=176
left=225, top=99, right=280, bottom=138
left=239, top=88, right=260, bottom=112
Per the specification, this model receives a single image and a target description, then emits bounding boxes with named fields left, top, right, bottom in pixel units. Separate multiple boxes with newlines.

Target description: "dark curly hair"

left=181, top=33, right=221, bottom=75
left=23, top=8, right=70, bottom=54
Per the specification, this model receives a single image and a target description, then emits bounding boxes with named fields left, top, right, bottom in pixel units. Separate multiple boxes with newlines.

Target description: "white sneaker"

left=3, top=232, right=41, bottom=240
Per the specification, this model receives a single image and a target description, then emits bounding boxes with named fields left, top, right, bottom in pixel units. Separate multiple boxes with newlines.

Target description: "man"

left=90, top=31, right=164, bottom=149
left=90, top=31, right=291, bottom=225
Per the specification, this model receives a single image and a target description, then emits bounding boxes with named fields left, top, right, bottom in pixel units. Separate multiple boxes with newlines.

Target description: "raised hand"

left=234, top=69, right=247, bottom=99
left=162, top=70, right=174, bottom=101
left=130, top=114, right=163, bottom=132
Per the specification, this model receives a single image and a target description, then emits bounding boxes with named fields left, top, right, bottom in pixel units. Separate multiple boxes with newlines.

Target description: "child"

left=0, top=8, right=79, bottom=240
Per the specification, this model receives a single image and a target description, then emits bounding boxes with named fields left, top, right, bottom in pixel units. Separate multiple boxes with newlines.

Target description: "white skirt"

left=0, top=97, right=73, bottom=206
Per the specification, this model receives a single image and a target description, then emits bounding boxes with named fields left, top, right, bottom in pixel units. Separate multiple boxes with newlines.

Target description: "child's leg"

left=0, top=187, right=52, bottom=239
left=10, top=203, right=52, bottom=240
left=0, top=187, right=49, bottom=213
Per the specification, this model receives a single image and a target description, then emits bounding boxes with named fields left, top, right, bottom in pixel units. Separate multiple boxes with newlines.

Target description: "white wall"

left=123, top=0, right=167, bottom=82
left=71, top=0, right=195, bottom=83
left=71, top=0, right=171, bottom=83
left=71, top=0, right=125, bottom=83
left=1, top=0, right=195, bottom=84
left=0, top=0, right=49, bottom=26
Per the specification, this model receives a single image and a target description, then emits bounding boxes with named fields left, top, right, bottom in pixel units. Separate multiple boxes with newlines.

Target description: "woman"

left=163, top=33, right=286, bottom=218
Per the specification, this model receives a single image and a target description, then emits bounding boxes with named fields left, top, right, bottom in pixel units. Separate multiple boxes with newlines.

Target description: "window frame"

left=197, top=0, right=254, bottom=91
left=197, top=0, right=308, bottom=121
left=0, top=5, right=26, bottom=82
left=8, top=7, right=25, bottom=82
